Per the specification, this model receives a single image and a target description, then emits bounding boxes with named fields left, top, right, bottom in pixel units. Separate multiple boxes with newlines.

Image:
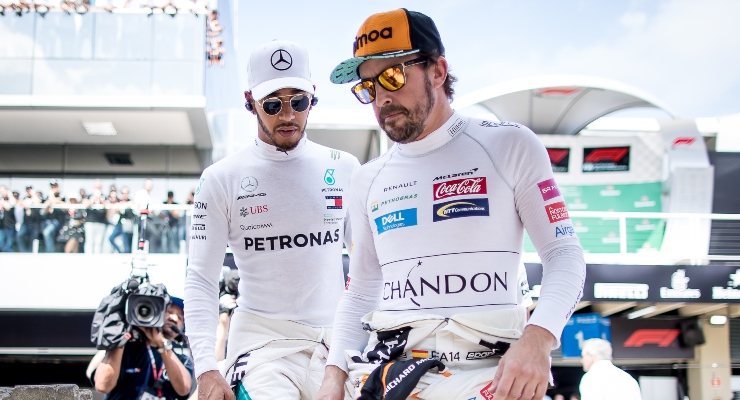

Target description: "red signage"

left=536, top=88, right=581, bottom=97
left=623, top=329, right=681, bottom=347
left=584, top=148, right=629, bottom=163
left=545, top=201, right=569, bottom=223
left=672, top=137, right=696, bottom=147
left=547, top=148, right=570, bottom=173
left=583, top=146, right=630, bottom=172
left=433, top=177, right=487, bottom=201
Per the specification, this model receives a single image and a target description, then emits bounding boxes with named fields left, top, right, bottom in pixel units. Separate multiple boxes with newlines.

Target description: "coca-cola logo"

left=433, top=177, right=487, bottom=200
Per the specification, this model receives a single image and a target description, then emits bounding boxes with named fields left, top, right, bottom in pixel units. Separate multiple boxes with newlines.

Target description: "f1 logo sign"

left=672, top=137, right=696, bottom=147
left=547, top=148, right=569, bottom=163
left=584, top=148, right=629, bottom=163
left=623, top=329, right=680, bottom=347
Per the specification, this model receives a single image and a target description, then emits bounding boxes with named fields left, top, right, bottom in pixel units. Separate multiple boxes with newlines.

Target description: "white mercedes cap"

left=247, top=40, right=314, bottom=101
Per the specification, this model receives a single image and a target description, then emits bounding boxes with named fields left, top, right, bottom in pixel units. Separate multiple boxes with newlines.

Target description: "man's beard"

left=256, top=114, right=305, bottom=152
left=378, top=74, right=436, bottom=144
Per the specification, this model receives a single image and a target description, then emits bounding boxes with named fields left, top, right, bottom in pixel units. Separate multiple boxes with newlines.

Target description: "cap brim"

left=251, top=77, right=314, bottom=101
left=330, top=49, right=420, bottom=84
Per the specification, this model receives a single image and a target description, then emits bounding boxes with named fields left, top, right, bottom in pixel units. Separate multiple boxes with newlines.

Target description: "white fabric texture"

left=579, top=360, right=642, bottom=400
left=185, top=136, right=360, bottom=377
left=346, top=308, right=536, bottom=400
left=328, top=112, right=585, bottom=370
left=222, top=309, right=352, bottom=400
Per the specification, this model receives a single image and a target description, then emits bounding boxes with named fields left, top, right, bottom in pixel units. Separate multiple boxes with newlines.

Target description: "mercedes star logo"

left=241, top=176, right=258, bottom=192
left=271, top=49, right=292, bottom=71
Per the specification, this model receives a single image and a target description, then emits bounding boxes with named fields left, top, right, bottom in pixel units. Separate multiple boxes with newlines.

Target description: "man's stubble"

left=379, top=73, right=436, bottom=144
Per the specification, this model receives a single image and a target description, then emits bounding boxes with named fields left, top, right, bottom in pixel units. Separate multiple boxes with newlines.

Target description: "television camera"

left=91, top=207, right=180, bottom=350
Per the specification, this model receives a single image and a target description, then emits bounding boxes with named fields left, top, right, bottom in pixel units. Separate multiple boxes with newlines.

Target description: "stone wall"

left=0, top=385, right=92, bottom=400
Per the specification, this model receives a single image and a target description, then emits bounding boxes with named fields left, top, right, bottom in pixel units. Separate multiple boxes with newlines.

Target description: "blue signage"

left=375, top=208, right=418, bottom=234
left=432, top=198, right=489, bottom=222
left=561, top=312, right=611, bottom=358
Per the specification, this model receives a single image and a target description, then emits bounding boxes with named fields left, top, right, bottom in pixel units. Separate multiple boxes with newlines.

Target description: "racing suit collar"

left=396, top=112, right=468, bottom=157
left=252, top=135, right=308, bottom=161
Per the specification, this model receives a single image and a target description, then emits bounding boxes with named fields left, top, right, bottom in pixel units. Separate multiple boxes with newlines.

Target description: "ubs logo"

left=271, top=49, right=292, bottom=71
left=353, top=27, right=393, bottom=54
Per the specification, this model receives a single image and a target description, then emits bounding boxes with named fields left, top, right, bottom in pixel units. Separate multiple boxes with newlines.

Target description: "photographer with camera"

left=90, top=209, right=195, bottom=399
left=89, top=296, right=194, bottom=400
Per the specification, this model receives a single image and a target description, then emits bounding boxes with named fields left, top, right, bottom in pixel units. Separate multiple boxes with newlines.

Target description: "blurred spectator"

left=206, top=9, right=225, bottom=66
left=134, top=178, right=163, bottom=252
left=134, top=178, right=153, bottom=211
left=42, top=180, right=66, bottom=253
left=554, top=394, right=565, bottom=400
left=579, top=338, right=641, bottom=400
left=57, top=194, right=86, bottom=253
left=0, top=186, right=17, bottom=252
left=178, top=189, right=194, bottom=243
left=102, top=190, right=119, bottom=253
left=17, top=186, right=43, bottom=252
left=109, top=186, right=135, bottom=253
left=160, top=190, right=180, bottom=253
left=84, top=190, right=108, bottom=254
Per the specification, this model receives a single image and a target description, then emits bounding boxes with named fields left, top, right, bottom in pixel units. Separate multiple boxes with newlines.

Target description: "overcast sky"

left=233, top=0, right=740, bottom=119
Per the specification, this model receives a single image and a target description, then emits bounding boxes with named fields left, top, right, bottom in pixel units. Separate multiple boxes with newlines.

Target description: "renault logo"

left=241, top=176, right=258, bottom=192
left=271, top=50, right=292, bottom=71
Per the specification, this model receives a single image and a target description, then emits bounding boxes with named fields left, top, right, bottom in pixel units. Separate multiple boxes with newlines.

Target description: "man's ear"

left=244, top=91, right=256, bottom=114
left=431, top=57, right=448, bottom=91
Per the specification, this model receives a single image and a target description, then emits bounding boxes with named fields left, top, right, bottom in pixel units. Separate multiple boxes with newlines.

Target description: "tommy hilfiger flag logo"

left=326, top=196, right=343, bottom=209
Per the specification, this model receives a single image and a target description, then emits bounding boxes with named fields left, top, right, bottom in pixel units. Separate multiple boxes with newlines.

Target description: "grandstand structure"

left=2, top=4, right=740, bottom=399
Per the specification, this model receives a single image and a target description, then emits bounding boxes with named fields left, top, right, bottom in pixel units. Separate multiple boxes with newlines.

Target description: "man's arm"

left=317, top=167, right=384, bottom=400
left=92, top=347, right=124, bottom=394
left=183, top=168, right=235, bottom=400
left=141, top=328, right=192, bottom=397
left=486, top=126, right=586, bottom=399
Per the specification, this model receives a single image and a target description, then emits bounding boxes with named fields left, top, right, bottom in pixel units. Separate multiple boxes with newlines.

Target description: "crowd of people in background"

left=0, top=0, right=211, bottom=17
left=0, top=178, right=196, bottom=254
left=206, top=9, right=224, bottom=65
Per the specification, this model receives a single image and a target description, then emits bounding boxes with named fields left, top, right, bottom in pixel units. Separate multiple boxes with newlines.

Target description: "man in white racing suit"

left=184, top=40, right=360, bottom=400
left=317, top=9, right=585, bottom=400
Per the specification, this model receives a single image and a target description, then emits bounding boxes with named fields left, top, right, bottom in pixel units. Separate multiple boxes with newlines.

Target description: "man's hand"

left=488, top=325, right=554, bottom=400
left=316, top=365, right=348, bottom=400
left=198, top=370, right=234, bottom=400
left=140, top=327, right=165, bottom=348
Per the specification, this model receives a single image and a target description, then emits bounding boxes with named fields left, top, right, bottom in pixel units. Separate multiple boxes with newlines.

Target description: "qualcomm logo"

left=712, top=269, right=740, bottom=300
left=660, top=269, right=701, bottom=299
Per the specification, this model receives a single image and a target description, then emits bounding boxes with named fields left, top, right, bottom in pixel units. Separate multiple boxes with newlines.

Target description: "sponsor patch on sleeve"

left=537, top=178, right=560, bottom=201
left=545, top=201, right=569, bottom=223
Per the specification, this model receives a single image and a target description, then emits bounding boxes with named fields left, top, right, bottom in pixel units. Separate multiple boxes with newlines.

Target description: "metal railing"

left=3, top=206, right=740, bottom=263
left=523, top=210, right=740, bottom=265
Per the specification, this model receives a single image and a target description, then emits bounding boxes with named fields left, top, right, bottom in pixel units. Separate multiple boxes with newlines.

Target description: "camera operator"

left=89, top=297, right=195, bottom=400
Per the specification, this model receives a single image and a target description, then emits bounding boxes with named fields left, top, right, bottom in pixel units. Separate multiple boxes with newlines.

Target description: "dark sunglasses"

left=257, top=93, right=316, bottom=116
left=351, top=57, right=428, bottom=104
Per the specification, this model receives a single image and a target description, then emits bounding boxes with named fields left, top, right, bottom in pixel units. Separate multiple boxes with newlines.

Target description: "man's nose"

left=374, top=83, right=393, bottom=107
left=278, top=101, right=295, bottom=121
